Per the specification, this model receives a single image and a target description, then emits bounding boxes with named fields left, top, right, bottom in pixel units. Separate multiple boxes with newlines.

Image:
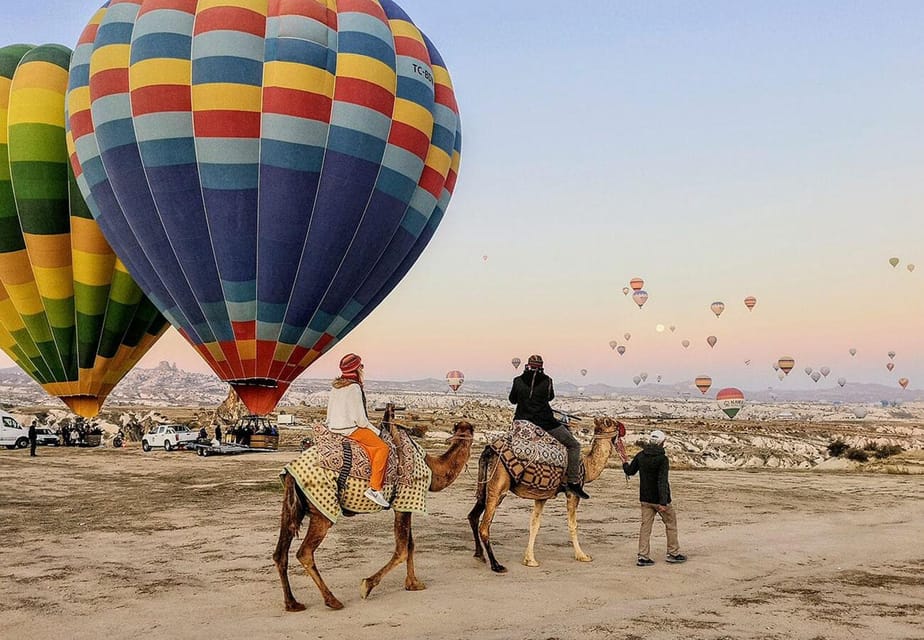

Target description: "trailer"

left=191, top=442, right=278, bottom=457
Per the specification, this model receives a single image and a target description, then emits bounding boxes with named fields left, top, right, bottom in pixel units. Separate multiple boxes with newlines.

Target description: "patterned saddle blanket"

left=282, top=424, right=431, bottom=524
left=490, top=420, right=584, bottom=492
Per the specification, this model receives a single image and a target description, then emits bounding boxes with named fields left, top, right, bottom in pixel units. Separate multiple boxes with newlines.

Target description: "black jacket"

left=508, top=370, right=558, bottom=430
left=623, top=444, right=671, bottom=505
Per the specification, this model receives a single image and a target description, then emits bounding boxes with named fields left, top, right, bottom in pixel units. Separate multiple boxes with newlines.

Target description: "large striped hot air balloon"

left=629, top=277, right=644, bottom=291
left=716, top=387, right=744, bottom=419
left=66, top=1, right=462, bottom=415
left=445, top=370, right=464, bottom=392
left=0, top=43, right=166, bottom=418
left=777, top=357, right=795, bottom=375
left=694, top=375, right=712, bottom=395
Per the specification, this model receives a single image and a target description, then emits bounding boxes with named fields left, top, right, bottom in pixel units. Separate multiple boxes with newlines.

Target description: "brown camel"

left=467, top=417, right=624, bottom=573
left=273, top=406, right=475, bottom=611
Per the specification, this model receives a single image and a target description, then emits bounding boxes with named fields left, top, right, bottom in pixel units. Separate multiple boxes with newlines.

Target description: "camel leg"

left=522, top=499, right=547, bottom=567
left=295, top=505, right=343, bottom=610
left=479, top=472, right=510, bottom=574
left=273, top=474, right=308, bottom=612
left=468, top=448, right=492, bottom=562
left=567, top=494, right=592, bottom=562
left=404, top=521, right=425, bottom=591
left=360, top=511, right=417, bottom=599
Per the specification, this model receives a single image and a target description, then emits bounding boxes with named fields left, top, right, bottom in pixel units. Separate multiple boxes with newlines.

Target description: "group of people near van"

left=327, top=352, right=687, bottom=566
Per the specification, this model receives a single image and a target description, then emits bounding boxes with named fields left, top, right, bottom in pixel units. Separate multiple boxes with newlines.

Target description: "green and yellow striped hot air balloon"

left=0, top=43, right=167, bottom=418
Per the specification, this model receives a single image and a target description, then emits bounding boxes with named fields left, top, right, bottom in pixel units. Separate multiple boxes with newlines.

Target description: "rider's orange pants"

left=348, top=427, right=389, bottom=491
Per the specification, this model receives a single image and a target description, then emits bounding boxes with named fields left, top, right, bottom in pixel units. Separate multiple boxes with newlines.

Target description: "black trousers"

left=30, top=439, right=37, bottom=456
left=545, top=425, right=582, bottom=484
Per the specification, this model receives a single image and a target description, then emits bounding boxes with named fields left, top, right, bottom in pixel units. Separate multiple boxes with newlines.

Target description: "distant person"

left=198, top=426, right=208, bottom=441
left=215, top=424, right=222, bottom=443
left=623, top=430, right=686, bottom=566
left=508, top=354, right=589, bottom=499
left=326, top=353, right=390, bottom=508
left=28, top=421, right=37, bottom=457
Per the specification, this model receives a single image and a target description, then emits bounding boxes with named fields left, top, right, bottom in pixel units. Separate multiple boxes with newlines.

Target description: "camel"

left=273, top=405, right=475, bottom=611
left=467, top=416, right=623, bottom=573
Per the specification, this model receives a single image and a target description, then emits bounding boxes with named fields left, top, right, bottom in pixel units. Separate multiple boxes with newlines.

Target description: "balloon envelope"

left=848, top=348, right=857, bottom=357
left=716, top=387, right=744, bottom=419
left=820, top=366, right=831, bottom=377
left=886, top=363, right=895, bottom=372
left=66, top=1, right=462, bottom=415
left=694, top=375, right=712, bottom=395
left=810, top=371, right=821, bottom=382
left=0, top=43, right=167, bottom=417
left=837, top=377, right=847, bottom=387
left=446, top=370, right=464, bottom=392
left=580, top=369, right=587, bottom=376
left=804, top=367, right=813, bottom=376
left=609, top=340, right=618, bottom=350
left=706, top=335, right=717, bottom=348
left=899, top=377, right=909, bottom=389
left=632, top=375, right=641, bottom=386
left=888, top=351, right=896, bottom=360
left=743, top=296, right=757, bottom=310
left=640, top=372, right=648, bottom=381
left=511, top=357, right=521, bottom=369
left=617, top=345, right=626, bottom=355
left=622, top=287, right=630, bottom=296
left=710, top=301, right=725, bottom=317
left=632, top=290, right=648, bottom=308
left=681, top=339, right=690, bottom=348
left=624, top=333, right=631, bottom=341
left=778, top=357, right=795, bottom=375
left=908, top=264, right=915, bottom=272
left=889, top=257, right=900, bottom=267
left=629, top=277, right=644, bottom=291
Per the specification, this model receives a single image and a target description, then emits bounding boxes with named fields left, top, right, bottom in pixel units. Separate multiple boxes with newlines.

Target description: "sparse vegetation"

left=874, top=444, right=904, bottom=459
left=845, top=448, right=869, bottom=462
left=827, top=440, right=849, bottom=457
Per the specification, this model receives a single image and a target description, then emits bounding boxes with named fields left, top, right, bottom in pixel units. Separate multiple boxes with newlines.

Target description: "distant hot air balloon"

left=899, top=377, right=909, bottom=389
left=632, top=290, right=648, bottom=308
left=632, top=375, right=641, bottom=386
left=622, top=287, right=630, bottom=296
left=624, top=333, right=632, bottom=341
left=772, top=363, right=779, bottom=371
left=716, top=387, right=745, bottom=419
left=837, top=377, right=847, bottom=387
left=655, top=324, right=665, bottom=333
left=0, top=43, right=167, bottom=418
left=482, top=255, right=488, bottom=263
left=580, top=369, right=587, bottom=377
left=777, top=371, right=786, bottom=381
left=810, top=371, right=821, bottom=383
left=511, top=357, right=521, bottom=369
left=617, top=346, right=626, bottom=356
left=706, top=335, right=717, bottom=348
left=446, top=370, right=464, bottom=392
left=889, top=257, right=900, bottom=268
left=820, top=366, right=831, bottom=377
left=577, top=386, right=585, bottom=396
left=778, top=357, right=795, bottom=375
left=908, top=264, right=915, bottom=273
left=669, top=325, right=676, bottom=332
left=710, top=301, right=725, bottom=318
left=804, top=367, right=813, bottom=376
left=656, top=375, right=662, bottom=383
left=681, top=339, right=691, bottom=349
left=609, top=340, right=618, bottom=350
left=886, top=363, right=895, bottom=372
left=888, top=351, right=896, bottom=360
left=640, top=372, right=648, bottom=382
left=744, top=359, right=751, bottom=366
left=694, top=375, right=712, bottom=395
left=853, top=407, right=868, bottom=419
left=743, top=296, right=757, bottom=311
left=629, top=277, right=644, bottom=291
left=848, top=348, right=857, bottom=357
left=66, top=0, right=463, bottom=415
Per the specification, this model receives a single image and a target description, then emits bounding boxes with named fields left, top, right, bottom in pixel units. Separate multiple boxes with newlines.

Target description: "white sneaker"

left=364, top=488, right=390, bottom=508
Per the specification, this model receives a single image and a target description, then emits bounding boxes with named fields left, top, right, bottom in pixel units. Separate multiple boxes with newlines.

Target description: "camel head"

left=449, top=420, right=475, bottom=441
left=592, top=417, right=626, bottom=446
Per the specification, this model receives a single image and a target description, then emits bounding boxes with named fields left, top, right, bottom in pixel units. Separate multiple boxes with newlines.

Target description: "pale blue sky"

left=2, top=1, right=923, bottom=393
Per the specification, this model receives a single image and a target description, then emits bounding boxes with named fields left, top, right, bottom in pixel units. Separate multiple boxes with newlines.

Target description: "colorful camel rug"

left=490, top=420, right=584, bottom=492
left=282, top=424, right=431, bottom=524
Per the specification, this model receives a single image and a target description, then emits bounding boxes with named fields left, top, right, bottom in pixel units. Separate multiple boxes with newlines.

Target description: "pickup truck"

left=141, top=424, right=198, bottom=451
left=0, top=410, right=29, bottom=449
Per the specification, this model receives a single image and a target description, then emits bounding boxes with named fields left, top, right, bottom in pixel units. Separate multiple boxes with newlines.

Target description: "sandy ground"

left=1, top=442, right=922, bottom=640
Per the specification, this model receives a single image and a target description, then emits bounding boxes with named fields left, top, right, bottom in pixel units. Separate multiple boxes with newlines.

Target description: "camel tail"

left=281, top=472, right=307, bottom=538
left=474, top=446, right=495, bottom=501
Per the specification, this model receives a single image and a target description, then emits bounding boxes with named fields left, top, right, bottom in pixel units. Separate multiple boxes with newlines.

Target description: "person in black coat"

left=215, top=424, right=222, bottom=443
left=28, top=421, right=37, bottom=457
left=623, top=430, right=686, bottom=566
left=509, top=354, right=589, bottom=499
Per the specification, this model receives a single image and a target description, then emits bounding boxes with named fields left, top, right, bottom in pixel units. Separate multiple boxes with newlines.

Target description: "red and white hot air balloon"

left=716, top=387, right=745, bottom=419
left=446, top=370, right=464, bottom=392
left=886, top=363, right=895, bottom=372
left=710, top=301, right=725, bottom=318
left=743, top=296, right=757, bottom=311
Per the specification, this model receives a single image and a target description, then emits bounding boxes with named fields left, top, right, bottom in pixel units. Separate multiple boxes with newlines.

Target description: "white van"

left=0, top=410, right=30, bottom=449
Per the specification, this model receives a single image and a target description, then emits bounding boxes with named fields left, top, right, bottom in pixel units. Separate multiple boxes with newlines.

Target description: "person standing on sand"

left=28, top=420, right=37, bottom=457
left=326, top=354, right=391, bottom=508
left=508, top=354, right=589, bottom=500
left=623, top=429, right=686, bottom=566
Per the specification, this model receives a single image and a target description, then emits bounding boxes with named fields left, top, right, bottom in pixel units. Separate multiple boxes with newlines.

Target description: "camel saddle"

left=282, top=424, right=431, bottom=524
left=490, top=420, right=585, bottom=492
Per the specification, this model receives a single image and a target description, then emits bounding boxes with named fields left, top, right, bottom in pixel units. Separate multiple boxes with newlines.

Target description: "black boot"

left=566, top=483, right=590, bottom=500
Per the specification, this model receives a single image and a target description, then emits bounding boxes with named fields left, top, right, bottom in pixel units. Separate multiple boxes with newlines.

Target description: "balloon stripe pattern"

left=0, top=42, right=167, bottom=418
left=66, top=0, right=462, bottom=415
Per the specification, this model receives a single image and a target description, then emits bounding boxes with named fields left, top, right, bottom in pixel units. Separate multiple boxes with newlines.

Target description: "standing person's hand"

left=656, top=505, right=668, bottom=513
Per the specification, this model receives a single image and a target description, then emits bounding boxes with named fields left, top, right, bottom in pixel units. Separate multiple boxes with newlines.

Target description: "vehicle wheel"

left=141, top=440, right=151, bottom=452
left=164, top=441, right=173, bottom=451
left=196, top=447, right=203, bottom=456
left=16, top=437, right=29, bottom=449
